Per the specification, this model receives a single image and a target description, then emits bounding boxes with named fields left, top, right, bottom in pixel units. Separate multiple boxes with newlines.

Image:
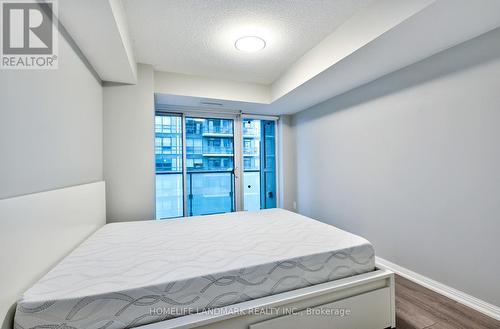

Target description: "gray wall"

left=292, top=28, right=500, bottom=306
left=0, top=28, right=103, bottom=199
left=103, top=64, right=155, bottom=222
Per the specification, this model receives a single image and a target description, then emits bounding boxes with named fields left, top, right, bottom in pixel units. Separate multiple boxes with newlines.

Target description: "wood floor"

left=395, top=275, right=500, bottom=329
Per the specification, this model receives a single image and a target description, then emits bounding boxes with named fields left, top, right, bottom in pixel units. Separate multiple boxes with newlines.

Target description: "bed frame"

left=0, top=182, right=395, bottom=329
left=0, top=182, right=106, bottom=329
left=140, top=268, right=396, bottom=329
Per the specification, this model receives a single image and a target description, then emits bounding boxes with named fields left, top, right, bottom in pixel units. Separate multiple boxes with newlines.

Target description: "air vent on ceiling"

left=200, top=101, right=223, bottom=107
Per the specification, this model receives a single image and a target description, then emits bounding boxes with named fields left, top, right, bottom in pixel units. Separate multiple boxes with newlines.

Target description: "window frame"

left=155, top=107, right=280, bottom=218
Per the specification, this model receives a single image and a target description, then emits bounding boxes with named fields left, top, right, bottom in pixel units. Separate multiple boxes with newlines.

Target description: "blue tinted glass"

left=155, top=114, right=183, bottom=219
left=243, top=119, right=276, bottom=210
left=186, top=117, right=235, bottom=216
left=262, top=120, right=277, bottom=209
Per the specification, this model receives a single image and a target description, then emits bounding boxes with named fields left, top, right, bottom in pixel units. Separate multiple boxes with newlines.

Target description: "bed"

left=13, top=208, right=395, bottom=329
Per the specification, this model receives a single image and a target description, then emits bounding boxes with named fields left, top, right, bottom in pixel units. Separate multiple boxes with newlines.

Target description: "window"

left=155, top=112, right=277, bottom=219
left=155, top=114, right=183, bottom=219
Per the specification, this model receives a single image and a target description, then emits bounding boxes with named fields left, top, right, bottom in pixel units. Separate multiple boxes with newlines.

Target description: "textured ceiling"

left=122, top=0, right=374, bottom=84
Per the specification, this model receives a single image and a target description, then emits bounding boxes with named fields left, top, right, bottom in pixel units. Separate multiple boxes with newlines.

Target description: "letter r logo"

left=2, top=1, right=53, bottom=55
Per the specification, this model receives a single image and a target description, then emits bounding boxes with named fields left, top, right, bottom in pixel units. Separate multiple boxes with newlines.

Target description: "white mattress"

left=14, top=209, right=375, bottom=329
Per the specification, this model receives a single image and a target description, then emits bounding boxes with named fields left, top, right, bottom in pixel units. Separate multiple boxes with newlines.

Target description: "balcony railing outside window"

left=155, top=114, right=275, bottom=219
left=155, top=115, right=236, bottom=219
left=187, top=171, right=234, bottom=216
left=187, top=118, right=235, bottom=217
left=204, top=147, right=233, bottom=155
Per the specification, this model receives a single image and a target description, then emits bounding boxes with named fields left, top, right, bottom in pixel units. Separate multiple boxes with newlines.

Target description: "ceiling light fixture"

left=234, top=36, right=266, bottom=53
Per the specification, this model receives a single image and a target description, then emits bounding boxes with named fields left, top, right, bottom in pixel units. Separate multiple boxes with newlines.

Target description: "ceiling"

left=58, top=0, right=500, bottom=115
left=122, top=0, right=374, bottom=84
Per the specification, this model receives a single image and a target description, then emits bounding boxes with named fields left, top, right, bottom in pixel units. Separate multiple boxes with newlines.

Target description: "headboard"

left=0, top=182, right=106, bottom=329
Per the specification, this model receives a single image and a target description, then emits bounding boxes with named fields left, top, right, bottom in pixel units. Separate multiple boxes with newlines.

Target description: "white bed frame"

left=0, top=182, right=106, bottom=329
left=0, top=182, right=395, bottom=329
left=139, top=268, right=396, bottom=329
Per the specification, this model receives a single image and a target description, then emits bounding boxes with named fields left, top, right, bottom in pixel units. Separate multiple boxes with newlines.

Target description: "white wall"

left=155, top=71, right=270, bottom=104
left=103, top=64, right=155, bottom=222
left=0, top=26, right=103, bottom=199
left=293, top=28, right=500, bottom=306
left=0, top=21, right=104, bottom=329
left=105, top=68, right=293, bottom=222
left=278, top=115, right=297, bottom=211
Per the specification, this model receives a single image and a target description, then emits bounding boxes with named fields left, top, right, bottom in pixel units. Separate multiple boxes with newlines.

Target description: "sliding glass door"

left=186, top=117, right=235, bottom=216
left=242, top=119, right=261, bottom=210
left=155, top=112, right=277, bottom=219
left=242, top=119, right=277, bottom=211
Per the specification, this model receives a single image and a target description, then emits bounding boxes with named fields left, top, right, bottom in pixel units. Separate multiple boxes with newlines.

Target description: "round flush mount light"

left=234, top=36, right=266, bottom=53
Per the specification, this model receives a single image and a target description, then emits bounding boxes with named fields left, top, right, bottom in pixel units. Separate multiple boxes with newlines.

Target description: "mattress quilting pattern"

left=14, top=208, right=375, bottom=329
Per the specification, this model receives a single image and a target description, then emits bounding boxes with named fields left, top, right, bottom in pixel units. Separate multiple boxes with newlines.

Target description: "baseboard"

left=375, top=256, right=500, bottom=321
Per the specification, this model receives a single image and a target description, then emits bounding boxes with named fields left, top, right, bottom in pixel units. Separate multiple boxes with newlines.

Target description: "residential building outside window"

left=155, top=113, right=276, bottom=219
